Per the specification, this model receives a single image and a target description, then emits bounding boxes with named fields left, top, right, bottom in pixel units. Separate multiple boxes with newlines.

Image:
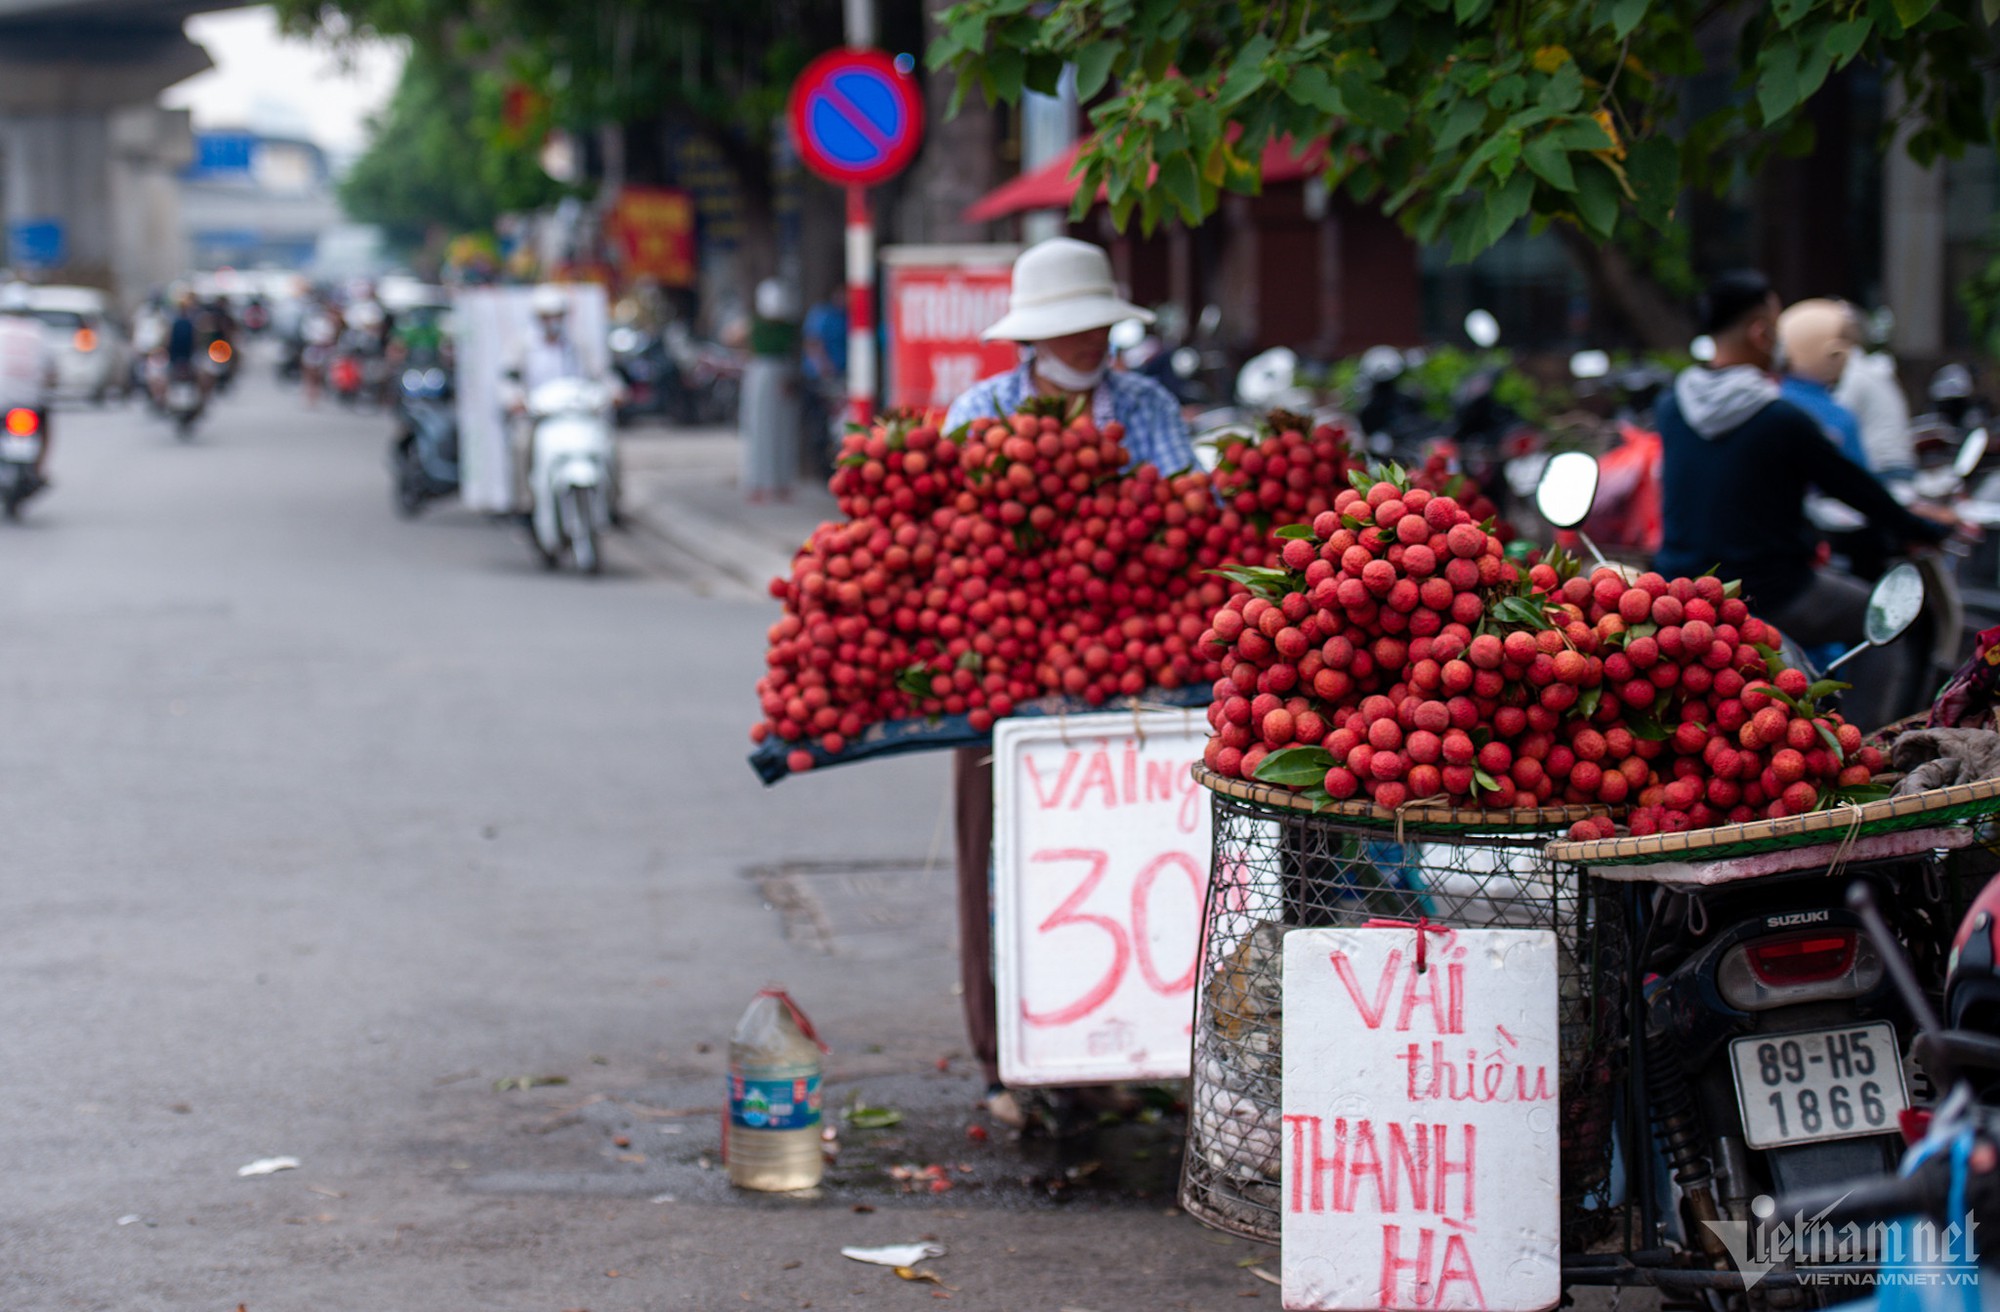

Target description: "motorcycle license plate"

left=0, top=434, right=38, bottom=461
left=1729, top=1022, right=1908, bottom=1148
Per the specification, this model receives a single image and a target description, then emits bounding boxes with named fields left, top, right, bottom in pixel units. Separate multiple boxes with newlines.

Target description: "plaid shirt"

left=943, top=359, right=1194, bottom=474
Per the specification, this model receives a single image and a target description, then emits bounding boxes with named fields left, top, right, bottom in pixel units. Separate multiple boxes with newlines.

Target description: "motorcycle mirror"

left=1236, top=347, right=1298, bottom=409
left=1535, top=450, right=1600, bottom=531
left=1568, top=349, right=1610, bottom=380
left=1956, top=427, right=1989, bottom=480
left=1826, top=562, right=1927, bottom=673
left=1863, top=562, right=1925, bottom=647
left=1108, top=318, right=1147, bottom=352
left=1464, top=309, right=1500, bottom=349
left=1690, top=335, right=1716, bottom=363
left=1170, top=347, right=1200, bottom=379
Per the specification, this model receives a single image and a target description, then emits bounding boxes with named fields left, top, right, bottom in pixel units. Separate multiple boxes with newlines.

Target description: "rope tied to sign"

left=1362, top=914, right=1454, bottom=973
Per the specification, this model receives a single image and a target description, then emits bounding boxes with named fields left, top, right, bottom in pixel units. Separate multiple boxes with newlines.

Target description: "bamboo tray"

left=1544, top=775, right=2000, bottom=867
left=1194, top=762, right=1610, bottom=833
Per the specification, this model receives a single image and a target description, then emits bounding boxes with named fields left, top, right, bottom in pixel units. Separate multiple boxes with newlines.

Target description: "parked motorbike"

left=389, top=365, right=459, bottom=517
left=608, top=325, right=678, bottom=427
left=0, top=405, right=48, bottom=518
left=523, top=376, right=618, bottom=574
left=663, top=325, right=744, bottom=426
left=1766, top=883, right=2000, bottom=1308
left=1539, top=458, right=1964, bottom=1297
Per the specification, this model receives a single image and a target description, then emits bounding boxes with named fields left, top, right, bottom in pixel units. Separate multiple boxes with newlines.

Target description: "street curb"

left=623, top=481, right=801, bottom=596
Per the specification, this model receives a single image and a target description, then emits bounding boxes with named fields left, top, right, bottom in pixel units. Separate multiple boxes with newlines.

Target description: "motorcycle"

left=202, top=336, right=237, bottom=396
left=523, top=376, right=618, bottom=575
left=164, top=363, right=203, bottom=440
left=608, top=324, right=678, bottom=427
left=389, top=364, right=459, bottom=517
left=0, top=405, right=47, bottom=518
left=1539, top=456, right=1968, bottom=1300
left=1765, top=883, right=2000, bottom=1308
left=663, top=324, right=744, bottom=425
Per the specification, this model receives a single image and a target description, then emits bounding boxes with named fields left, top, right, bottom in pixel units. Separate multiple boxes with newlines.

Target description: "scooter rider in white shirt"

left=503, top=284, right=625, bottom=528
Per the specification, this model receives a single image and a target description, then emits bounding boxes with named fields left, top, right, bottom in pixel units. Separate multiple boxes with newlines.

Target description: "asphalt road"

left=0, top=361, right=1273, bottom=1311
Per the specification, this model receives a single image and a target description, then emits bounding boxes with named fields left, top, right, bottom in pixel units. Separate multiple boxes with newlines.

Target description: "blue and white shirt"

left=943, top=358, right=1194, bottom=474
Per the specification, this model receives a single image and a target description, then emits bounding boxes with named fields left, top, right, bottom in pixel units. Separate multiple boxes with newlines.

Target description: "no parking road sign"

left=787, top=49, right=924, bottom=187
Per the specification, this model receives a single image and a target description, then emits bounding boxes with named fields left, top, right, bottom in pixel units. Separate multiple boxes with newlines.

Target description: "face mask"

left=1034, top=349, right=1107, bottom=393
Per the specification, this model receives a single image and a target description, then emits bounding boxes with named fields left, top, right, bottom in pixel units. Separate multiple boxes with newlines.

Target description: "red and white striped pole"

left=845, top=185, right=875, bottom=426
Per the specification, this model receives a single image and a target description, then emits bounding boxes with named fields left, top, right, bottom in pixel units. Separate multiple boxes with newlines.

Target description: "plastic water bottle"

left=725, top=988, right=827, bottom=1191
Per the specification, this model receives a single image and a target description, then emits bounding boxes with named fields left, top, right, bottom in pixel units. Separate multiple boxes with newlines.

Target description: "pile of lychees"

left=1197, top=466, right=1882, bottom=835
left=754, top=407, right=1505, bottom=773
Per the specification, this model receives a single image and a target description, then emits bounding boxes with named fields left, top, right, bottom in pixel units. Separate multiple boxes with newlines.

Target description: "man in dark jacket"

left=1656, top=270, right=1953, bottom=646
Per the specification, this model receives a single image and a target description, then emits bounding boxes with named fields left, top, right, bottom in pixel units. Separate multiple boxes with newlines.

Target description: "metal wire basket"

left=1180, top=778, right=1629, bottom=1247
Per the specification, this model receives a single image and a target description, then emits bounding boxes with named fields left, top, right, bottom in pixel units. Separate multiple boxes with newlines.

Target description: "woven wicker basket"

left=1543, top=775, right=2000, bottom=867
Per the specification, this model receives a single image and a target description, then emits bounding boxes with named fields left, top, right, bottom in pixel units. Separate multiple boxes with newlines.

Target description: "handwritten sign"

left=1282, top=927, right=1560, bottom=1311
left=994, top=710, right=1212, bottom=1086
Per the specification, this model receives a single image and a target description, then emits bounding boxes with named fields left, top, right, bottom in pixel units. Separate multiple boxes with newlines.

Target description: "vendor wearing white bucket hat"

left=943, top=237, right=1192, bottom=475
left=944, top=238, right=1193, bottom=1133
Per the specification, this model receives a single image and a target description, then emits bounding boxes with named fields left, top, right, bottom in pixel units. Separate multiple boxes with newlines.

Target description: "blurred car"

left=28, top=285, right=127, bottom=403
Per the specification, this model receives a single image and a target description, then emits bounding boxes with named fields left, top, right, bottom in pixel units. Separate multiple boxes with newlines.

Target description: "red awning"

left=963, top=134, right=1327, bottom=223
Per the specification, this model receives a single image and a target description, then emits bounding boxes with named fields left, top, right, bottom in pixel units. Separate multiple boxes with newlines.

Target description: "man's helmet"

left=0, top=282, right=33, bottom=314
left=530, top=285, right=569, bottom=318
left=1946, top=872, right=2000, bottom=1032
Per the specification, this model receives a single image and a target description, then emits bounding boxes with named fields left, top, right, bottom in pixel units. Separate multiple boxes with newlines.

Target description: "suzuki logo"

left=1765, top=910, right=1833, bottom=929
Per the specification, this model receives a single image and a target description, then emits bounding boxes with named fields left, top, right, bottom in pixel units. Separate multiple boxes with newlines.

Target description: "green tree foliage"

left=928, top=0, right=1998, bottom=261
left=339, top=53, right=565, bottom=242
left=283, top=0, right=855, bottom=197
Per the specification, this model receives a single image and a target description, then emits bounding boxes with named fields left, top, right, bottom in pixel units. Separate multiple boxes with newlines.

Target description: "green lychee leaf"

left=1579, top=686, right=1603, bottom=718
left=1491, top=596, right=1555, bottom=631
left=896, top=665, right=936, bottom=699
left=1471, top=766, right=1500, bottom=793
left=1764, top=685, right=1806, bottom=715
left=955, top=651, right=985, bottom=672
left=1805, top=679, right=1852, bottom=703
left=1253, top=745, right=1338, bottom=787
left=1814, top=720, right=1846, bottom=765
left=1628, top=713, right=1673, bottom=741
left=1625, top=621, right=1659, bottom=640
left=1273, top=523, right=1318, bottom=540
left=1342, top=513, right=1368, bottom=532
left=1348, top=469, right=1375, bottom=494
left=1206, top=565, right=1295, bottom=599
left=1833, top=783, right=1891, bottom=804
left=1723, top=579, right=1743, bottom=598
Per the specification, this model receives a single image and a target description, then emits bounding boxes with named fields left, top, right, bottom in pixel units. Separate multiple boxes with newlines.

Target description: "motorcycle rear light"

left=73, top=328, right=96, bottom=352
left=1747, top=931, right=1856, bottom=985
left=208, top=341, right=232, bottom=365
left=1717, top=929, right=1882, bottom=1011
left=5, top=407, right=40, bottom=436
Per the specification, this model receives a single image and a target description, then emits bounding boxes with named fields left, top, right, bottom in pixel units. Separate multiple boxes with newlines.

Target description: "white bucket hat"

left=980, top=238, right=1154, bottom=343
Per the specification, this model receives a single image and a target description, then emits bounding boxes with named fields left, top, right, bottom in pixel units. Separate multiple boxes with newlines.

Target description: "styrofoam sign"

left=1282, top=927, right=1560, bottom=1312
left=994, top=710, right=1212, bottom=1086
left=453, top=284, right=610, bottom=513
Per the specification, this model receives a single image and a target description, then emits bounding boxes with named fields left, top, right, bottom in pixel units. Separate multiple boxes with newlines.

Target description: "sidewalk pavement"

left=619, top=421, right=830, bottom=595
